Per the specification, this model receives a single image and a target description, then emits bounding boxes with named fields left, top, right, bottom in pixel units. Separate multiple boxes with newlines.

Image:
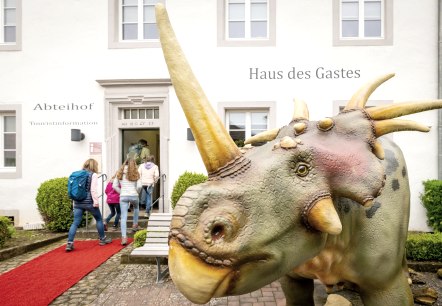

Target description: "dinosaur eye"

left=295, top=163, right=310, bottom=177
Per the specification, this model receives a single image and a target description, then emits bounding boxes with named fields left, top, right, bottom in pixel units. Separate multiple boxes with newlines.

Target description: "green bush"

left=171, top=171, right=208, bottom=209
left=420, top=180, right=442, bottom=232
left=0, top=216, right=15, bottom=248
left=36, top=177, right=89, bottom=232
left=134, top=229, right=147, bottom=248
left=406, top=232, right=442, bottom=261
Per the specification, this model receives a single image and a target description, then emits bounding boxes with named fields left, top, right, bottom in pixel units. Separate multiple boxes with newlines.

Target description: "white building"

left=0, top=0, right=441, bottom=231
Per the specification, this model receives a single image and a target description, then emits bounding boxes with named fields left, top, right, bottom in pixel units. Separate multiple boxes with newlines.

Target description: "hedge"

left=170, top=171, right=207, bottom=209
left=36, top=177, right=90, bottom=232
left=406, top=232, right=442, bottom=261
left=420, top=180, right=442, bottom=232
left=0, top=216, right=15, bottom=248
left=134, top=229, right=147, bottom=248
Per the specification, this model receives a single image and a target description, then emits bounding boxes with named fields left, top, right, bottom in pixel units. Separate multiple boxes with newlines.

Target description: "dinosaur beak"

left=155, top=4, right=242, bottom=174
left=169, top=240, right=234, bottom=304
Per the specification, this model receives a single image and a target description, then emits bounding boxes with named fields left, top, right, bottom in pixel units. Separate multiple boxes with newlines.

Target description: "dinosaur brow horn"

left=373, top=119, right=430, bottom=137
left=292, top=98, right=309, bottom=121
left=244, top=128, right=280, bottom=145
left=155, top=4, right=242, bottom=174
left=344, top=73, right=395, bottom=111
left=366, top=100, right=442, bottom=120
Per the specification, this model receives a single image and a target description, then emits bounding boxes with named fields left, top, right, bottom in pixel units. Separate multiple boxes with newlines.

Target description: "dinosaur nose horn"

left=155, top=4, right=241, bottom=174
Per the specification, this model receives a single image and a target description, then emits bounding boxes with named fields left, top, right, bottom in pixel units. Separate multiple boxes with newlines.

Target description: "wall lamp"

left=71, top=129, right=85, bottom=141
left=187, top=128, right=195, bottom=141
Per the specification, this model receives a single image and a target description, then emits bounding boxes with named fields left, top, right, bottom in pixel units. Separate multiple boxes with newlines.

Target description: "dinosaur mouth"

left=169, top=240, right=235, bottom=304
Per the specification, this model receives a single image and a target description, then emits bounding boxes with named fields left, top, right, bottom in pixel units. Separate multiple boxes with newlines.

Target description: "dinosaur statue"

left=155, top=4, right=442, bottom=305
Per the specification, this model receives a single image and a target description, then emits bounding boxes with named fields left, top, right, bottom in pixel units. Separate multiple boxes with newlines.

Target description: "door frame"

left=97, top=79, right=171, bottom=213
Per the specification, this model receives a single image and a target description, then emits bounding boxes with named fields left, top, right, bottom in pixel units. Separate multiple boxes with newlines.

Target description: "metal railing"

left=151, top=173, right=167, bottom=213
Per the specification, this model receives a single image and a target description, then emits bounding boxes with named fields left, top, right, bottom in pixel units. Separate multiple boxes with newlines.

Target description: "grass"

left=0, top=230, right=62, bottom=250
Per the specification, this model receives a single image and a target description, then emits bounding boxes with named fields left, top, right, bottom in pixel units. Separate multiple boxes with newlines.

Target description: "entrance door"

left=121, top=129, right=162, bottom=211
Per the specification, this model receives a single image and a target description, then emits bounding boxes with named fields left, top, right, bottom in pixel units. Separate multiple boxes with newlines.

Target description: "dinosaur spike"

left=280, top=136, right=297, bottom=149
left=372, top=140, right=385, bottom=160
left=366, top=100, right=442, bottom=120
left=344, top=73, right=395, bottom=111
left=307, top=198, right=342, bottom=235
left=244, top=128, right=280, bottom=145
left=292, top=98, right=309, bottom=121
left=317, top=118, right=334, bottom=131
left=293, top=122, right=307, bottom=135
left=373, top=119, right=430, bottom=137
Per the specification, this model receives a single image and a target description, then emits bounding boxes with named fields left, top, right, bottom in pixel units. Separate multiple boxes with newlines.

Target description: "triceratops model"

left=156, top=4, right=442, bottom=306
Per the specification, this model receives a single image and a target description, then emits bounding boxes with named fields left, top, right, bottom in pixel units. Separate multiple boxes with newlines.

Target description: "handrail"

left=151, top=173, right=167, bottom=212
left=98, top=173, right=108, bottom=215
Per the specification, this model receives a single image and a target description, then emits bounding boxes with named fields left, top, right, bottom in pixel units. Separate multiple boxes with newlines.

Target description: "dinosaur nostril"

left=211, top=224, right=225, bottom=241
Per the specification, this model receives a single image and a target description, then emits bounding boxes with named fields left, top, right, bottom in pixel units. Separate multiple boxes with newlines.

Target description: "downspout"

left=439, top=0, right=442, bottom=179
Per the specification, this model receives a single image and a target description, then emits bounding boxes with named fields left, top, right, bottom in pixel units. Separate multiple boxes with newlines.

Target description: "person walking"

left=104, top=174, right=121, bottom=231
left=66, top=158, right=112, bottom=252
left=113, top=158, right=142, bottom=245
left=138, top=155, right=159, bottom=218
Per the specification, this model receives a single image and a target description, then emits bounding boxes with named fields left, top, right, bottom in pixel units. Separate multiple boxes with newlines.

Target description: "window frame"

left=217, top=0, right=276, bottom=47
left=333, top=0, right=393, bottom=46
left=108, top=0, right=164, bottom=49
left=0, top=0, right=21, bottom=51
left=0, top=104, right=21, bottom=179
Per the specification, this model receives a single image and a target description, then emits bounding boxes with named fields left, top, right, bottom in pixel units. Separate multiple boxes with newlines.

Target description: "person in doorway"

left=104, top=174, right=121, bottom=231
left=66, top=159, right=112, bottom=252
left=136, top=139, right=150, bottom=165
left=138, top=155, right=159, bottom=218
left=113, top=158, right=142, bottom=246
left=136, top=139, right=151, bottom=209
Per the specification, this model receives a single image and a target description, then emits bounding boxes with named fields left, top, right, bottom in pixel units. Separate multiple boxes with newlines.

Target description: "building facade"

left=0, top=0, right=440, bottom=231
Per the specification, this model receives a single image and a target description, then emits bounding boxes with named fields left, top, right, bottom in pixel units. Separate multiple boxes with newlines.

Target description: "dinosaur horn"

left=244, top=128, right=280, bottom=145
left=366, top=100, right=442, bottom=120
left=373, top=119, right=430, bottom=137
left=307, top=197, right=342, bottom=235
left=344, top=73, right=395, bottom=111
left=155, top=4, right=241, bottom=173
left=292, top=98, right=309, bottom=121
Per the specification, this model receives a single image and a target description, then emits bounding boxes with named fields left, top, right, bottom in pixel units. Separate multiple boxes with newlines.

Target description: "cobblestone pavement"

left=1, top=239, right=362, bottom=306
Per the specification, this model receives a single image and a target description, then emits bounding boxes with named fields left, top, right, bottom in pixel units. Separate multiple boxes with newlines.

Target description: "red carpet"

left=0, top=239, right=132, bottom=306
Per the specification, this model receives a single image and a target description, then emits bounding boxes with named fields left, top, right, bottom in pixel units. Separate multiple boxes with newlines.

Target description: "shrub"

left=171, top=171, right=207, bottom=209
left=134, top=229, right=147, bottom=248
left=420, top=180, right=442, bottom=232
left=0, top=216, right=15, bottom=248
left=36, top=177, right=89, bottom=232
left=406, top=232, right=442, bottom=261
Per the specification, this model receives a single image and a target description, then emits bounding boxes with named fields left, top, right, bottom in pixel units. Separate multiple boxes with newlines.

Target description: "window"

left=0, top=0, right=21, bottom=51
left=0, top=105, right=21, bottom=178
left=1, top=113, right=15, bottom=167
left=121, top=107, right=159, bottom=119
left=218, top=101, right=275, bottom=146
left=218, top=0, right=276, bottom=47
left=227, top=110, right=268, bottom=146
left=333, top=0, right=392, bottom=46
left=108, top=0, right=164, bottom=49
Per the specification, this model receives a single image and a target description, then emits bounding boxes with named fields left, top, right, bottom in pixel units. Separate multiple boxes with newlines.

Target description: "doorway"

left=121, top=129, right=161, bottom=211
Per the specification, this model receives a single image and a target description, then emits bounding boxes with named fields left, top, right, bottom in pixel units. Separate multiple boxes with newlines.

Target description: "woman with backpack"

left=66, top=158, right=112, bottom=252
left=113, top=158, right=142, bottom=246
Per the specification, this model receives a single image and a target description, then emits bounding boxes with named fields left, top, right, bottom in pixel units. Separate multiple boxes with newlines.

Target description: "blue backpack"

left=67, top=170, right=90, bottom=201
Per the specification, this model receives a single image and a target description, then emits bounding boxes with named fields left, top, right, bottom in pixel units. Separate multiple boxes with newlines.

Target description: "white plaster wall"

left=0, top=0, right=439, bottom=231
